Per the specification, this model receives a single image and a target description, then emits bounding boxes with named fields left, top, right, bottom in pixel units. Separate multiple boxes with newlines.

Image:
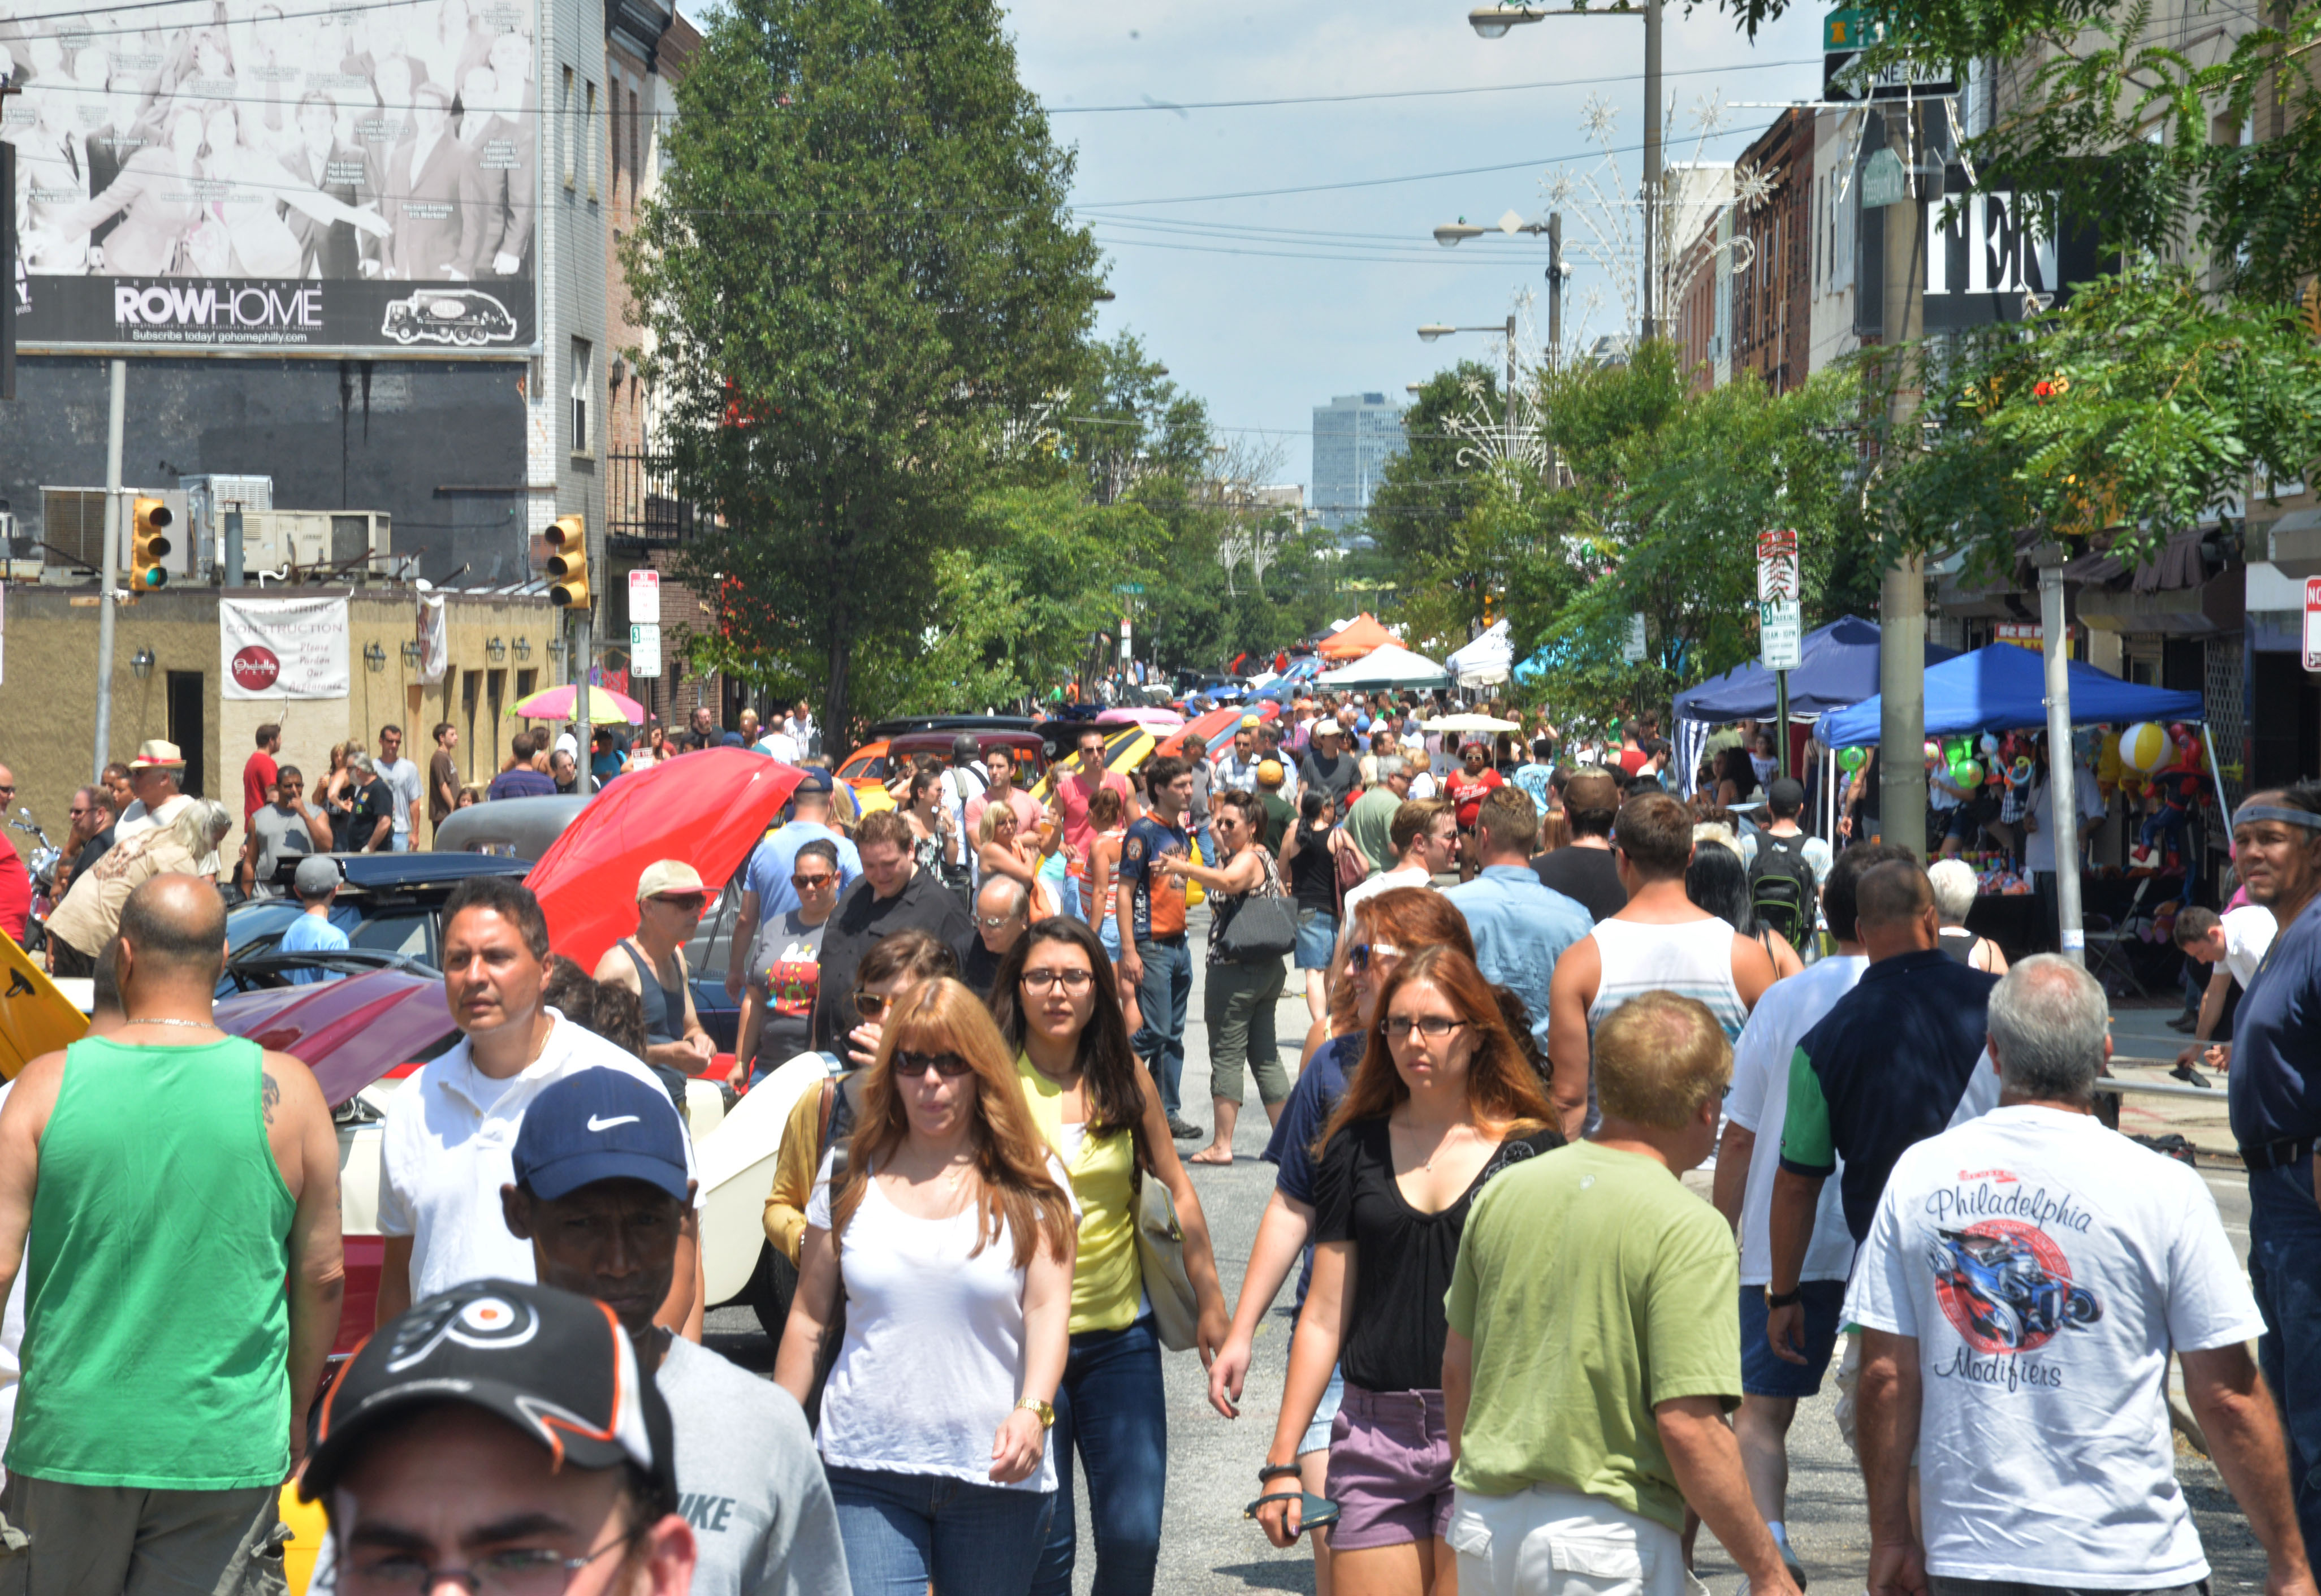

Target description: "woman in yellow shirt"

left=992, top=916, right=1230, bottom=1596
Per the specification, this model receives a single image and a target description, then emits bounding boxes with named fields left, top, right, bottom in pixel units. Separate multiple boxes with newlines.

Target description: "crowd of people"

left=0, top=678, right=2315, bottom=1596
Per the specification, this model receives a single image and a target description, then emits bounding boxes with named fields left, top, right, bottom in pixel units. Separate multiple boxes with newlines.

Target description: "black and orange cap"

left=300, top=1279, right=675, bottom=1511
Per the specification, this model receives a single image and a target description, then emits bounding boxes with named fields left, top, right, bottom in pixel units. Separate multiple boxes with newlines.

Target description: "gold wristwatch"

left=1016, top=1398, right=1056, bottom=1429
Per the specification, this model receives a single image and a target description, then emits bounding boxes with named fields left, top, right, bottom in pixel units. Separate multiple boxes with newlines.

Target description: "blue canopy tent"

left=1674, top=616, right=1957, bottom=722
left=1813, top=644, right=2203, bottom=747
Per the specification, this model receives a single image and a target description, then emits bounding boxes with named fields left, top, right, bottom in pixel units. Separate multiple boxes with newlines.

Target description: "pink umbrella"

left=1100, top=707, right=1186, bottom=731
left=508, top=683, right=647, bottom=725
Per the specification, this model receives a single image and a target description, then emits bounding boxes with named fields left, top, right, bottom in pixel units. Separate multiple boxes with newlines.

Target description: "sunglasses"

left=892, top=1049, right=975, bottom=1079
left=854, top=991, right=895, bottom=1021
left=792, top=872, right=836, bottom=890
left=978, top=912, right=1020, bottom=929
left=652, top=893, right=708, bottom=914
left=1348, top=942, right=1404, bottom=973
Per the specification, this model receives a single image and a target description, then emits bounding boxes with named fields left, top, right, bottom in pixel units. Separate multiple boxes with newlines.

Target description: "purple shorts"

left=1324, top=1383, right=1452, bottom=1550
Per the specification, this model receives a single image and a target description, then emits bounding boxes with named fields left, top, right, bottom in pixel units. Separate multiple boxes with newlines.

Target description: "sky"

left=1002, top=0, right=1834, bottom=493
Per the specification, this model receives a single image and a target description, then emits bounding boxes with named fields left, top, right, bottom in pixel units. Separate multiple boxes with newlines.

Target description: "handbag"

left=1332, top=830, right=1367, bottom=917
left=1135, top=1173, right=1201, bottom=1352
left=1216, top=853, right=1296, bottom=963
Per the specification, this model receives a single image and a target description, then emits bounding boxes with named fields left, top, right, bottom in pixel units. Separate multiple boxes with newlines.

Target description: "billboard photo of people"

left=1, top=0, right=539, bottom=353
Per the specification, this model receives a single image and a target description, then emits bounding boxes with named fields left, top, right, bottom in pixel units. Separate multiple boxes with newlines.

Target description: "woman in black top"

left=1279, top=788, right=1352, bottom=1024
left=1255, top=945, right=1562, bottom=1588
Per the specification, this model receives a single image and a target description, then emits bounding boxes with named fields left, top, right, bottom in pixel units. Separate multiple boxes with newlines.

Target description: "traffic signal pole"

left=92, top=358, right=124, bottom=783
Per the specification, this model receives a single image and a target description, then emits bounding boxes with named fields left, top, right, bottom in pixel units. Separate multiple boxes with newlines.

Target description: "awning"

left=1317, top=613, right=1397, bottom=660
left=1446, top=620, right=1514, bottom=687
left=1673, top=616, right=1956, bottom=721
left=1314, top=643, right=1450, bottom=690
left=1814, top=643, right=2204, bottom=746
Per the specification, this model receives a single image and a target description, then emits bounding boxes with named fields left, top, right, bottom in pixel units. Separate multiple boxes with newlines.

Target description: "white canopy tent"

left=1446, top=620, right=1513, bottom=688
left=1313, top=643, right=1451, bottom=691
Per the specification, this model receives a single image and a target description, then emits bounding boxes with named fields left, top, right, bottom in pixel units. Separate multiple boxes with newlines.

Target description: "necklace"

left=124, top=1017, right=214, bottom=1030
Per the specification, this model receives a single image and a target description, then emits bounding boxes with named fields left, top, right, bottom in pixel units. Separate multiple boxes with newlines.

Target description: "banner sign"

left=221, top=595, right=349, bottom=699
left=2, top=0, right=539, bottom=356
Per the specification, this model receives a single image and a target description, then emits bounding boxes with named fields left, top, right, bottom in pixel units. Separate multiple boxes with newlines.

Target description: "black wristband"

left=1259, top=1463, right=1302, bottom=1484
left=1765, top=1286, right=1804, bottom=1310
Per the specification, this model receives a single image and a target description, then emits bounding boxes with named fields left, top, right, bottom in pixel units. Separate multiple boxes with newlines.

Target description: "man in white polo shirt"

left=374, top=873, right=697, bottom=1328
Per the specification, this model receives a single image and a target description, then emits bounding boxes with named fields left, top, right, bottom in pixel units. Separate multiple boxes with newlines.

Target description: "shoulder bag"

left=1216, top=850, right=1297, bottom=963
left=1134, top=1169, right=1200, bottom=1352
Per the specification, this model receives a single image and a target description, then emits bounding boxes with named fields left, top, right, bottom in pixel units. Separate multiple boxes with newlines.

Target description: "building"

left=1666, top=162, right=1736, bottom=395
left=1311, top=393, right=1407, bottom=533
left=1730, top=109, right=1815, bottom=395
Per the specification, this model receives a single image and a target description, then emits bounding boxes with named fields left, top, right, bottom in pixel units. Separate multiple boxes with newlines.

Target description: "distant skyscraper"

left=1311, top=392, right=1407, bottom=533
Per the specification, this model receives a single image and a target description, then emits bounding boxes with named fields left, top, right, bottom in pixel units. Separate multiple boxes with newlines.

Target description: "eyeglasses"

left=1347, top=942, right=1403, bottom=973
left=651, top=894, right=707, bottom=914
left=792, top=873, right=836, bottom=890
left=892, top=1049, right=975, bottom=1078
left=342, top=1526, right=641, bottom=1595
left=854, top=991, right=896, bottom=1021
left=67, top=805, right=89, bottom=817
left=1384, top=1015, right=1468, bottom=1042
left=978, top=912, right=1021, bottom=929
left=1019, top=967, right=1093, bottom=992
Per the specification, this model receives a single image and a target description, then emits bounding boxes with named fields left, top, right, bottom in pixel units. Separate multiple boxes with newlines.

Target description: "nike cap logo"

left=586, top=1113, right=640, bottom=1132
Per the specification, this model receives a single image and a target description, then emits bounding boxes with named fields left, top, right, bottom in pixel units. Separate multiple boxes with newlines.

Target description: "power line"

left=1045, top=55, right=1821, bottom=114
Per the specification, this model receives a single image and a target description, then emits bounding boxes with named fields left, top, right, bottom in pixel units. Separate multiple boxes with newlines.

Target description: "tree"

left=626, top=0, right=1104, bottom=742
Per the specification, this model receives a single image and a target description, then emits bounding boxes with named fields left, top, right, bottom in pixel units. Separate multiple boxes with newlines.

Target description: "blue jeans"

left=1130, top=937, right=1192, bottom=1117
left=388, top=831, right=410, bottom=852
left=2249, top=1157, right=2321, bottom=1564
left=825, top=1464, right=1054, bottom=1596
left=1031, top=1314, right=1166, bottom=1596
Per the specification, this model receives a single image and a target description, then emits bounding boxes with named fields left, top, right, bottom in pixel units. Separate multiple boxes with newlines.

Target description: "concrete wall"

left=0, top=586, right=556, bottom=868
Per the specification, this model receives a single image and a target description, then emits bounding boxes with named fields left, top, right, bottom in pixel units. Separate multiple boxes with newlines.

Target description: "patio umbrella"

left=508, top=683, right=646, bottom=725
left=1424, top=713, right=1521, bottom=734
left=525, top=749, right=806, bottom=971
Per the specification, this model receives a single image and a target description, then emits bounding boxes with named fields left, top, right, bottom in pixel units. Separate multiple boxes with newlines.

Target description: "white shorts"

left=1446, top=1486, right=1708, bottom=1596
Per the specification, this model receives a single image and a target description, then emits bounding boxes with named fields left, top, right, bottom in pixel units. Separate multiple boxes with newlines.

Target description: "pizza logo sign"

left=230, top=645, right=281, bottom=692
left=1929, top=1220, right=2102, bottom=1355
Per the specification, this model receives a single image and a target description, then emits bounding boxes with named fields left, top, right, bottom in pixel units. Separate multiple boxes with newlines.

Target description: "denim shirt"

left=1441, top=864, right=1593, bottom=1054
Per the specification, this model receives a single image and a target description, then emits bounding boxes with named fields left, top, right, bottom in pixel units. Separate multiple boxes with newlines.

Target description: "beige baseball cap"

left=636, top=859, right=706, bottom=902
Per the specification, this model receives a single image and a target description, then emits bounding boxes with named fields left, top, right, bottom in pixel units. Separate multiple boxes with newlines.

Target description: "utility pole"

left=1877, top=553, right=1926, bottom=858
left=572, top=612, right=593, bottom=794
left=1546, top=212, right=1564, bottom=360
left=92, top=358, right=124, bottom=783
left=1641, top=0, right=1663, bottom=340
left=1503, top=312, right=1518, bottom=456
left=2035, top=543, right=2084, bottom=964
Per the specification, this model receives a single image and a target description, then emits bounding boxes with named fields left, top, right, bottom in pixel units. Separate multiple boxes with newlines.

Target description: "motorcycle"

left=9, top=807, right=62, bottom=954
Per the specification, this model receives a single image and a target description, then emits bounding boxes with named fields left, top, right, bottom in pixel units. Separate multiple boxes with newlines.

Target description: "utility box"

left=181, top=475, right=273, bottom=582
left=237, top=509, right=394, bottom=580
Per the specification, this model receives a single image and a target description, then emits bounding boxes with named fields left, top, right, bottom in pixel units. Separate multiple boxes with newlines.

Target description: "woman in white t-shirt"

left=776, top=977, right=1078, bottom=1596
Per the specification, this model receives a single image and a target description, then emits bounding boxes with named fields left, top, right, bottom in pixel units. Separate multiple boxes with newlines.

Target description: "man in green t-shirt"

left=1444, top=990, right=1799, bottom=1596
left=1343, top=755, right=1412, bottom=877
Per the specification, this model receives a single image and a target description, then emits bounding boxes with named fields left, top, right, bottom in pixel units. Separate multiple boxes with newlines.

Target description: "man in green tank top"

left=0, top=874, right=344, bottom=1594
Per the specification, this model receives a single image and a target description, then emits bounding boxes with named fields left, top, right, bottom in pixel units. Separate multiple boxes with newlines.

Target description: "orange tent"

left=1317, top=613, right=1394, bottom=661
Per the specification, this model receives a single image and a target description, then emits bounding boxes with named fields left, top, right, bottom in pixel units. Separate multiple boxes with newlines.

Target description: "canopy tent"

left=1814, top=644, right=2204, bottom=747
left=1317, top=613, right=1396, bottom=661
left=1315, top=643, right=1450, bottom=691
left=1446, top=620, right=1514, bottom=687
left=1425, top=713, right=1520, bottom=734
left=1673, top=617, right=1957, bottom=723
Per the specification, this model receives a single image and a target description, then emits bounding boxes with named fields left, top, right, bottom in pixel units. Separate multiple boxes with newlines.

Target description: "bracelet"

left=1765, top=1286, right=1804, bottom=1310
left=1258, top=1463, right=1302, bottom=1484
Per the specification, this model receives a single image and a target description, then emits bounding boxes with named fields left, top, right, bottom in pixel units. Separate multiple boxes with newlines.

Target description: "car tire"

left=745, top=1239, right=798, bottom=1342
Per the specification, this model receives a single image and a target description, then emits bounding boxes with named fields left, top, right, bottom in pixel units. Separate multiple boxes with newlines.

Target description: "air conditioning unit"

left=237, top=510, right=394, bottom=579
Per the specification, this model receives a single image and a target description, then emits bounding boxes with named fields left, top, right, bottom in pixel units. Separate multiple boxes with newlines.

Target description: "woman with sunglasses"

left=1211, top=889, right=1476, bottom=1596
left=979, top=802, right=1062, bottom=920
left=991, top=916, right=1230, bottom=1596
left=1156, top=790, right=1289, bottom=1166
left=1255, top=944, right=1561, bottom=1594
left=591, top=858, right=718, bottom=1114
left=776, top=978, right=1078, bottom=1596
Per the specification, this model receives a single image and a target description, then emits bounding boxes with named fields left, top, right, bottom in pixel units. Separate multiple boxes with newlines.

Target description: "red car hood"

left=214, top=970, right=456, bottom=1106
left=526, top=747, right=806, bottom=974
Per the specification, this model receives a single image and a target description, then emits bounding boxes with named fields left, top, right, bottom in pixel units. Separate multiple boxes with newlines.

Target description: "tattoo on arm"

left=263, top=1071, right=282, bottom=1127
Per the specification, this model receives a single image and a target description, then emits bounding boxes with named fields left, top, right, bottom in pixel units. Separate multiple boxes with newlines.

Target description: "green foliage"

left=1852, top=267, right=2321, bottom=571
left=627, top=0, right=1103, bottom=741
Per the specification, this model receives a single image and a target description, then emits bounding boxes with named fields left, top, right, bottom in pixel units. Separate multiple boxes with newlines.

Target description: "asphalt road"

left=707, top=933, right=2281, bottom=1594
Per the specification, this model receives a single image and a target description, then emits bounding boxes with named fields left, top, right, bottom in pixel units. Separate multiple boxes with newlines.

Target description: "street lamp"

left=1432, top=211, right=1570, bottom=361
left=129, top=647, right=155, bottom=680
left=1415, top=315, right=1522, bottom=448
left=1468, top=1, right=1661, bottom=340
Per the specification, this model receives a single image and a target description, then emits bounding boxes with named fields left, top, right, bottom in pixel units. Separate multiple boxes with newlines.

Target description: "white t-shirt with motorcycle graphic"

left=1844, top=1104, right=2264, bottom=1590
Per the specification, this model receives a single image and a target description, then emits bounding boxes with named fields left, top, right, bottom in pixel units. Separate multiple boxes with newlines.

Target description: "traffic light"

left=128, top=497, right=172, bottom=597
left=546, top=514, right=589, bottom=609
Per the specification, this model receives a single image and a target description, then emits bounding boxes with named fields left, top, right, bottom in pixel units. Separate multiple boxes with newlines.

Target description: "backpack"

left=1747, top=832, right=1819, bottom=946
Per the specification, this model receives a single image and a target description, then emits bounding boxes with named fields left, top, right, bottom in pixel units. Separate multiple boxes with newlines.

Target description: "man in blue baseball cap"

left=502, top=1069, right=849, bottom=1596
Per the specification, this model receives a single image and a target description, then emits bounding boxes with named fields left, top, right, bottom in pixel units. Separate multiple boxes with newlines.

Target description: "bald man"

left=965, top=874, right=1031, bottom=994
left=0, top=875, right=342, bottom=1590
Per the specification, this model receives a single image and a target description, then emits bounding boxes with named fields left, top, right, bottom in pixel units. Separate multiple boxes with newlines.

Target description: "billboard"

left=221, top=593, right=351, bottom=698
left=1, top=0, right=538, bottom=354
